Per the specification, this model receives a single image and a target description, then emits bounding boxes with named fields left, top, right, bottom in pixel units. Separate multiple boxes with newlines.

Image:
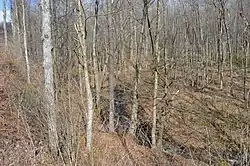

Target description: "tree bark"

left=130, top=5, right=146, bottom=135
left=14, top=0, right=22, bottom=54
left=107, top=0, right=115, bottom=133
left=244, top=42, right=249, bottom=108
left=143, top=0, right=161, bottom=148
left=75, top=0, right=94, bottom=152
left=2, top=0, right=8, bottom=48
left=216, top=1, right=224, bottom=90
left=22, top=0, right=31, bottom=84
left=93, top=0, right=100, bottom=107
left=41, top=0, right=59, bottom=155
left=10, top=0, right=16, bottom=41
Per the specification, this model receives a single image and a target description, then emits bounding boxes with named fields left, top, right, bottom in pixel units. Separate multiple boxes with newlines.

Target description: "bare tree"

left=10, top=0, right=16, bottom=41
left=107, top=0, right=115, bottom=133
left=41, top=0, right=58, bottom=155
left=214, top=0, right=224, bottom=90
left=2, top=0, right=7, bottom=48
left=22, top=0, right=31, bottom=84
left=151, top=0, right=161, bottom=148
left=239, top=0, right=250, bottom=107
left=14, top=0, right=22, bottom=54
left=93, top=0, right=100, bottom=107
left=130, top=2, right=146, bottom=135
left=75, top=0, right=94, bottom=152
left=7, top=0, right=250, bottom=164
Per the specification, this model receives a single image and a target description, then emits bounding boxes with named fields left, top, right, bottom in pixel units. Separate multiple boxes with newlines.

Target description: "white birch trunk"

left=22, top=0, right=31, bottom=84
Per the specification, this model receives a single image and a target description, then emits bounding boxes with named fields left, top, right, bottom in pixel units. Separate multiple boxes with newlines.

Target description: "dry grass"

left=2, top=44, right=250, bottom=166
left=80, top=132, right=208, bottom=166
left=0, top=49, right=47, bottom=165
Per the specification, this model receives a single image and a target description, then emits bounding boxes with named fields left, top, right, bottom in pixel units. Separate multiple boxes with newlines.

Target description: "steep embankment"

left=0, top=49, right=208, bottom=166
left=79, top=132, right=208, bottom=166
left=0, top=50, right=44, bottom=165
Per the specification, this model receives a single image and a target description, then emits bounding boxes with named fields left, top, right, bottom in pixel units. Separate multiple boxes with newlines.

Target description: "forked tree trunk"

left=75, top=0, right=94, bottom=152
left=220, top=0, right=232, bottom=93
left=143, top=0, right=160, bottom=148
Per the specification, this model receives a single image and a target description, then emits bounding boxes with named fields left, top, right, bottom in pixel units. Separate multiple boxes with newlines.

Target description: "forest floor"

left=1, top=37, right=249, bottom=165
left=0, top=48, right=211, bottom=166
left=115, top=60, right=250, bottom=165
left=0, top=50, right=45, bottom=165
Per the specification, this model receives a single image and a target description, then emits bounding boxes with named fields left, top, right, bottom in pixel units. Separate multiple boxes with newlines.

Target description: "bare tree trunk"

left=145, top=0, right=160, bottom=148
left=244, top=42, right=249, bottom=108
left=108, top=40, right=115, bottom=132
left=41, top=0, right=58, bottom=155
left=130, top=64, right=139, bottom=134
left=223, top=18, right=232, bottom=91
left=153, top=0, right=161, bottom=148
left=145, top=29, right=148, bottom=58
left=22, top=0, right=31, bottom=84
left=158, top=0, right=169, bottom=150
left=130, top=9, right=134, bottom=62
left=239, top=0, right=250, bottom=106
left=79, top=63, right=84, bottom=105
left=119, top=11, right=125, bottom=71
left=130, top=5, right=146, bottom=135
left=216, top=3, right=224, bottom=90
left=93, top=0, right=100, bottom=107
left=14, top=0, right=22, bottom=54
left=75, top=0, right=94, bottom=152
left=10, top=0, right=16, bottom=41
left=107, top=0, right=115, bottom=133
left=234, top=1, right=239, bottom=60
left=2, top=0, right=8, bottom=48
left=133, top=14, right=137, bottom=63
left=220, top=0, right=232, bottom=93
left=143, top=0, right=157, bottom=148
